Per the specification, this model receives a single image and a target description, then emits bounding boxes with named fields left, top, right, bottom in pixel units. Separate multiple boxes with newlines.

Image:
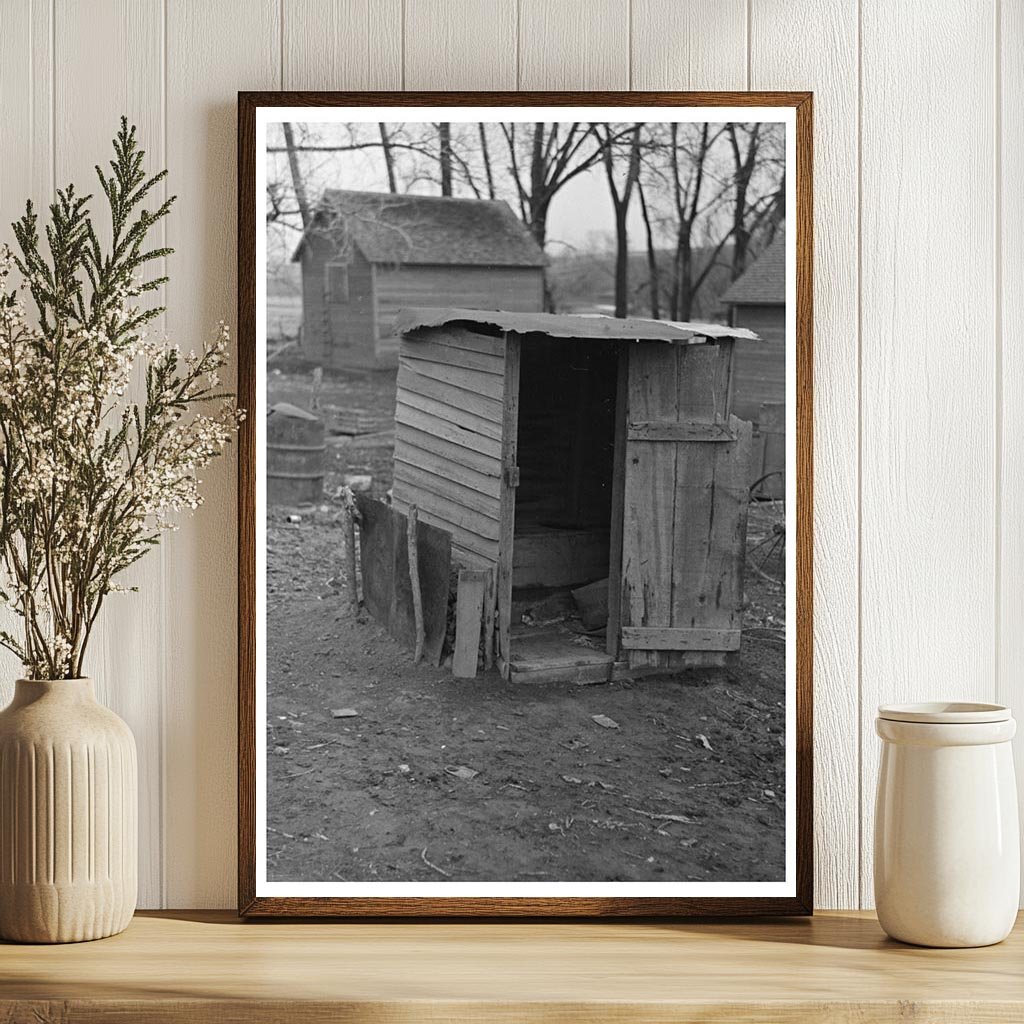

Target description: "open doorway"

left=509, top=337, right=620, bottom=682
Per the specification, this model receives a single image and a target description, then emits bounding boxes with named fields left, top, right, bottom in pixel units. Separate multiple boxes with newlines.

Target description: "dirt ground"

left=266, top=367, right=787, bottom=884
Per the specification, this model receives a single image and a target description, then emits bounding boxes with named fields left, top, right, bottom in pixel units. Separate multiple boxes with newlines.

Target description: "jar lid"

left=877, top=701, right=1011, bottom=724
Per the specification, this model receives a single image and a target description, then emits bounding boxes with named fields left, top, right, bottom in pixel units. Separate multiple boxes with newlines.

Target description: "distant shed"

left=292, top=190, right=546, bottom=370
left=721, top=231, right=786, bottom=422
left=390, top=308, right=760, bottom=684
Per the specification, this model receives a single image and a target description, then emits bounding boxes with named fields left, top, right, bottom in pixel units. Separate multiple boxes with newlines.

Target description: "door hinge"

left=505, top=465, right=521, bottom=488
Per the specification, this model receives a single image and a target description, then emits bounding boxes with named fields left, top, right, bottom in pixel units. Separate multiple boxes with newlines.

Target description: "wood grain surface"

left=236, top=89, right=813, bottom=918
left=2, top=910, right=1023, bottom=1022
left=749, top=0, right=861, bottom=915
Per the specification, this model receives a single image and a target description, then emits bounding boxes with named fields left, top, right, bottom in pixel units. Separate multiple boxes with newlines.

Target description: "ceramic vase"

left=874, top=701, right=1019, bottom=948
left=0, top=678, right=137, bottom=943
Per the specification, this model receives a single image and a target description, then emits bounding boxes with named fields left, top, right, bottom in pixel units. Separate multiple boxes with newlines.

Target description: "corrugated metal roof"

left=720, top=231, right=786, bottom=306
left=394, top=308, right=760, bottom=343
left=292, top=189, right=546, bottom=268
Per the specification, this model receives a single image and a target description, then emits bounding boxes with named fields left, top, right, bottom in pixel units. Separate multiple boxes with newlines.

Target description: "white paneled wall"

left=0, top=0, right=1016, bottom=910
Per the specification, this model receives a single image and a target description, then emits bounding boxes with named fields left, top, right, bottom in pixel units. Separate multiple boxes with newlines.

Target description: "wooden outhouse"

left=292, top=190, right=546, bottom=371
left=391, top=308, right=760, bottom=684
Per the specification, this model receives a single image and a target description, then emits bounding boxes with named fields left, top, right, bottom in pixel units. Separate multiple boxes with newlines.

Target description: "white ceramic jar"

left=874, top=702, right=1019, bottom=947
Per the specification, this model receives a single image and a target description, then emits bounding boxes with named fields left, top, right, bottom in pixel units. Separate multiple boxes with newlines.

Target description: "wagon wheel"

left=747, top=472, right=786, bottom=585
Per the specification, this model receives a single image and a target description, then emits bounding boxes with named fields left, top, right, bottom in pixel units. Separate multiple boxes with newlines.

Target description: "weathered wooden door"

left=619, top=341, right=753, bottom=669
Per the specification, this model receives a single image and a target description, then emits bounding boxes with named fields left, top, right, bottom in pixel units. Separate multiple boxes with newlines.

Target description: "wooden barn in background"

left=389, top=308, right=759, bottom=684
left=291, top=190, right=546, bottom=370
left=721, top=231, right=786, bottom=422
left=722, top=232, right=787, bottom=494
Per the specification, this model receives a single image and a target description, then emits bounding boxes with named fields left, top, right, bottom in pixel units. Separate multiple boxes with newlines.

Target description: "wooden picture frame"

left=238, top=91, right=813, bottom=917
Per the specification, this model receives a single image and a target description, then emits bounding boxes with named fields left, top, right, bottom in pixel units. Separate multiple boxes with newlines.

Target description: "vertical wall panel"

left=999, top=0, right=1024, bottom=900
left=0, top=0, right=51, bottom=246
left=404, top=0, right=517, bottom=89
left=519, top=0, right=629, bottom=90
left=0, top=1, right=52, bottom=695
left=860, top=0, right=998, bottom=907
left=283, top=0, right=402, bottom=90
left=631, top=0, right=747, bottom=90
left=163, top=0, right=280, bottom=908
left=750, top=0, right=860, bottom=911
left=53, top=0, right=166, bottom=909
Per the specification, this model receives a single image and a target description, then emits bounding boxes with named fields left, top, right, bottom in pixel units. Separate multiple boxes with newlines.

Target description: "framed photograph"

left=238, top=91, right=812, bottom=917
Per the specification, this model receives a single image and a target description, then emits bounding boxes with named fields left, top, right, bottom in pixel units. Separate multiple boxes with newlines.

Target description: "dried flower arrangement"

left=0, top=119, right=241, bottom=679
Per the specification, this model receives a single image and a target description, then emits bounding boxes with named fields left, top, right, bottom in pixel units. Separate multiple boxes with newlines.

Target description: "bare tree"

left=282, top=122, right=312, bottom=228
left=595, top=122, right=643, bottom=318
left=639, top=122, right=783, bottom=320
left=666, top=122, right=724, bottom=320
left=500, top=122, right=616, bottom=248
left=478, top=123, right=496, bottom=200
left=438, top=123, right=453, bottom=196
left=726, top=123, right=762, bottom=281
left=378, top=123, right=398, bottom=193
left=637, top=176, right=660, bottom=319
left=499, top=122, right=634, bottom=309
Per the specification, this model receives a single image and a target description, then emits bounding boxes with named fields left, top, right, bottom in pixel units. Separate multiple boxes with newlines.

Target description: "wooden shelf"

left=2, top=910, right=1023, bottom=1022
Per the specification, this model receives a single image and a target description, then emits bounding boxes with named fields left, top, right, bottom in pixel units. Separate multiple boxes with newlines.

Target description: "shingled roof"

left=292, top=189, right=546, bottom=268
left=720, top=231, right=786, bottom=306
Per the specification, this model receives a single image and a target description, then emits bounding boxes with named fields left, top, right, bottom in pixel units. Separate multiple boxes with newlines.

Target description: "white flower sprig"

left=0, top=119, right=241, bottom=679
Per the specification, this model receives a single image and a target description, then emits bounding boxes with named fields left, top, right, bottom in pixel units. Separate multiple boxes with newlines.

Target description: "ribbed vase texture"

left=0, top=678, right=137, bottom=943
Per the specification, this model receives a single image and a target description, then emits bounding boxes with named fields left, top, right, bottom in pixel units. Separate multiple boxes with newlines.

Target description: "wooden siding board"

left=397, top=389, right=503, bottom=443
left=621, top=626, right=742, bottom=652
left=859, top=0, right=997, bottom=909
left=497, top=335, right=521, bottom=674
left=393, top=497, right=499, bottom=564
left=393, top=425, right=502, bottom=480
left=0, top=0, right=53, bottom=697
left=391, top=472, right=501, bottom=540
left=452, top=569, right=489, bottom=678
left=1001, top=0, right=1024, bottom=905
left=282, top=0, right=402, bottom=90
left=301, top=236, right=378, bottom=370
left=394, top=403, right=503, bottom=461
left=606, top=348, right=629, bottom=657
left=392, top=459, right=502, bottom=521
left=630, top=0, right=746, bottom=90
left=52, top=0, right=166, bottom=910
left=622, top=343, right=678, bottom=664
left=399, top=363, right=504, bottom=422
left=403, top=327, right=508, bottom=360
left=397, top=338, right=505, bottom=377
left=394, top=440, right=501, bottom=500
left=376, top=266, right=543, bottom=347
left=404, top=0, right=516, bottom=90
left=392, top=334, right=507, bottom=573
left=393, top=438, right=501, bottom=497
left=750, top=0, right=859, bottom=910
left=401, top=355, right=505, bottom=401
left=326, top=248, right=376, bottom=370
left=164, top=0, right=280, bottom=908
left=671, top=416, right=752, bottom=634
left=518, top=0, right=629, bottom=90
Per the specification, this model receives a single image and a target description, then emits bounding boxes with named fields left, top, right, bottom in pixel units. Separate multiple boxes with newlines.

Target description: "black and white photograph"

left=248, top=102, right=803, bottom=907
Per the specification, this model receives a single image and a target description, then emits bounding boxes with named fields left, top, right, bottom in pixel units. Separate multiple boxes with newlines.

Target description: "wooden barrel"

left=267, top=402, right=326, bottom=505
